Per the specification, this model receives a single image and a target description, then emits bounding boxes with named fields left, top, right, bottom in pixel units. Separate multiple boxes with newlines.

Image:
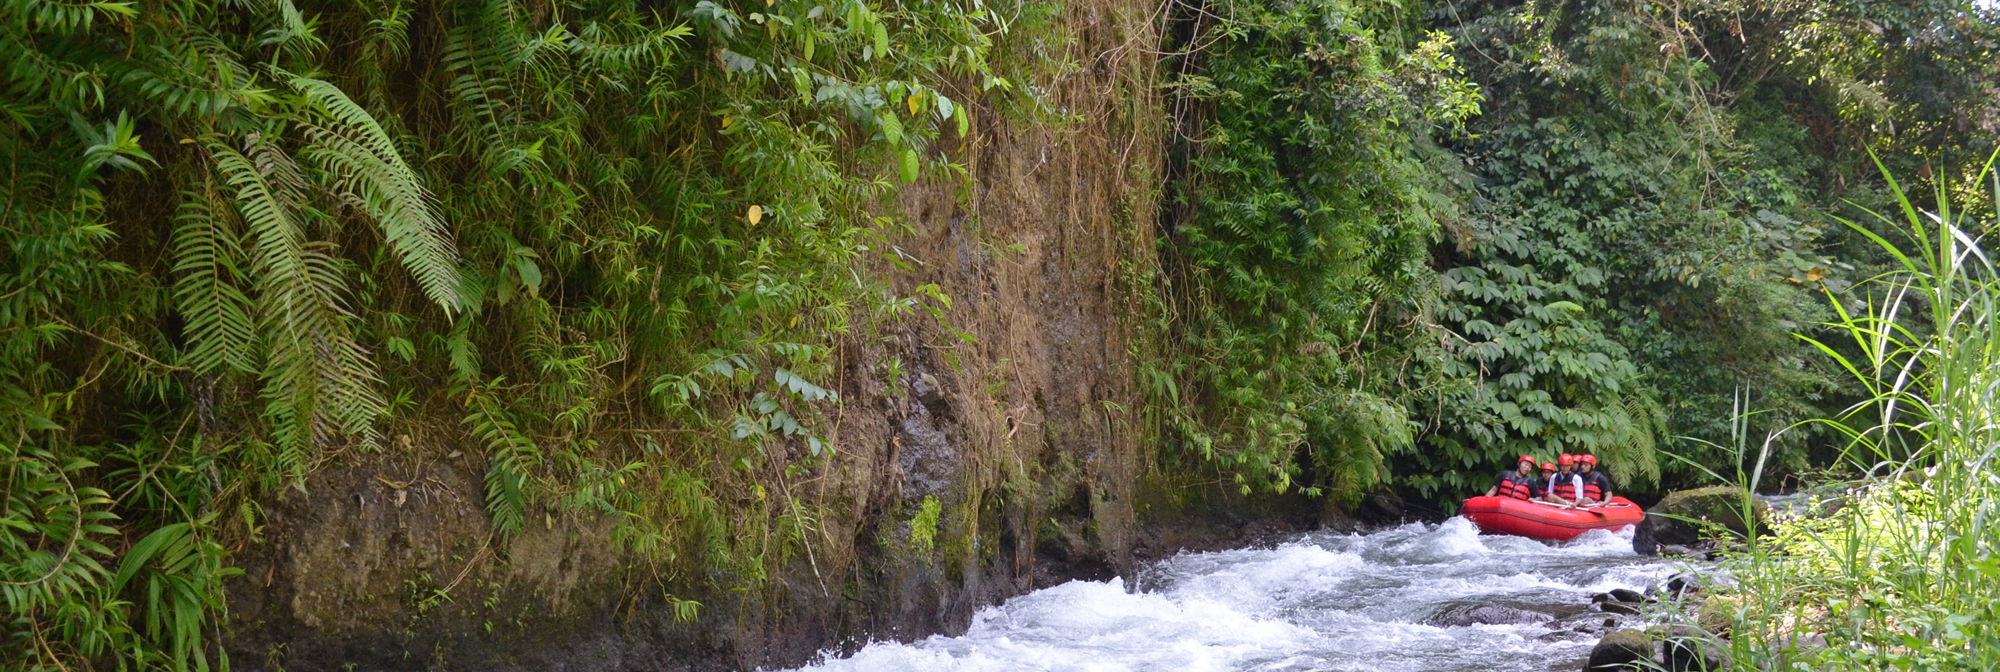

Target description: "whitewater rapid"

left=784, top=517, right=1676, bottom=672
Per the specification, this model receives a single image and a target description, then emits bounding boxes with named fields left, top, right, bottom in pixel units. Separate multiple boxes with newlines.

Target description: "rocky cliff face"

left=217, top=0, right=1208, bottom=668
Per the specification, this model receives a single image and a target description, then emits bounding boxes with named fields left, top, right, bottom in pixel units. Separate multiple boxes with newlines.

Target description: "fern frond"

left=290, top=75, right=462, bottom=313
left=209, top=135, right=386, bottom=460
left=573, top=20, right=689, bottom=80
left=463, top=381, right=541, bottom=536
left=1611, top=389, right=1664, bottom=487
left=172, top=184, right=257, bottom=374
left=441, top=0, right=525, bottom=152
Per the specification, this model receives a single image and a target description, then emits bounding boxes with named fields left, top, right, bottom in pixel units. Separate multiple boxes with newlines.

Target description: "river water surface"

left=784, top=517, right=1676, bottom=672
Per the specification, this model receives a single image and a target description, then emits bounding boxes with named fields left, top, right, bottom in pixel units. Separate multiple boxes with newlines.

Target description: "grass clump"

left=1713, top=154, right=2000, bottom=671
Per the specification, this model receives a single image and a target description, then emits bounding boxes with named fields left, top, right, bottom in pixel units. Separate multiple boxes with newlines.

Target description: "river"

left=783, top=517, right=1677, bottom=672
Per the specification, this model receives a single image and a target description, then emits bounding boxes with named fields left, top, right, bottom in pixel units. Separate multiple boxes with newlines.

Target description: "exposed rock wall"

left=217, top=0, right=1201, bottom=669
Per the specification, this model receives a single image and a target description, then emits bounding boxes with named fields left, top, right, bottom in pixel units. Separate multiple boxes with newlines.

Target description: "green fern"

left=1599, top=390, right=1665, bottom=489
left=209, top=135, right=387, bottom=458
left=440, top=0, right=525, bottom=153
left=463, top=380, right=541, bottom=536
left=172, top=184, right=258, bottom=374
left=290, top=75, right=461, bottom=313
left=0, top=448, right=121, bottom=666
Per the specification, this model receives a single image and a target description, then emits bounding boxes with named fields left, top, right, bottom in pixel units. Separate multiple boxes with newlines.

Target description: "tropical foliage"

left=1154, top=0, right=1479, bottom=501
left=1151, top=0, right=1994, bottom=507
left=1403, top=0, right=1999, bottom=503
left=2, top=0, right=1023, bottom=665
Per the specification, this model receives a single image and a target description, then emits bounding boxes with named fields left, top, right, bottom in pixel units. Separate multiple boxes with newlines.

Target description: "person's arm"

left=1597, top=473, right=1615, bottom=502
left=1485, top=472, right=1502, bottom=497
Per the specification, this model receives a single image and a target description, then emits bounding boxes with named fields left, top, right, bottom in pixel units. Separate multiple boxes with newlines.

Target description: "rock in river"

left=1585, top=628, right=1653, bottom=671
left=1653, top=624, right=1730, bottom=671
left=1661, top=572, right=1705, bottom=599
left=1651, top=486, right=1769, bottom=544
left=1596, top=600, right=1643, bottom=616
left=1424, top=603, right=1553, bottom=627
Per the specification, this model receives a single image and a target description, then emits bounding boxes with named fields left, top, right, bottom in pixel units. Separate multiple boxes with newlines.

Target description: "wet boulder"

left=1425, top=604, right=1553, bottom=627
left=1588, top=625, right=1732, bottom=672
left=1585, top=628, right=1654, bottom=671
left=1596, top=600, right=1643, bottom=616
left=1557, top=611, right=1626, bottom=635
left=1652, top=624, right=1730, bottom=671
left=1648, top=568, right=1712, bottom=600
left=1632, top=516, right=1659, bottom=555
left=1651, top=487, right=1769, bottom=544
left=1591, top=589, right=1649, bottom=615
left=1358, top=491, right=1407, bottom=523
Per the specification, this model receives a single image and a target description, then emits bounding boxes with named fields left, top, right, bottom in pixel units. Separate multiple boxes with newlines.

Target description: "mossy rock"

left=1651, top=486, right=1768, bottom=545
left=1697, top=594, right=1738, bottom=635
left=1586, top=628, right=1654, bottom=671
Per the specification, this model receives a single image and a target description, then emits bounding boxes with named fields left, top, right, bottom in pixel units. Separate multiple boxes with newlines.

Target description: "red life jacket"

left=1580, top=471, right=1608, bottom=501
left=1498, top=472, right=1534, bottom=500
left=1547, top=473, right=1581, bottom=500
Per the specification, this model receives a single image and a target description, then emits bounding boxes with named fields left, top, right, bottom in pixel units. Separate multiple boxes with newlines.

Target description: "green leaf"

left=879, top=112, right=903, bottom=146
left=899, top=147, right=919, bottom=184
left=115, top=523, right=192, bottom=594
left=511, top=247, right=543, bottom=295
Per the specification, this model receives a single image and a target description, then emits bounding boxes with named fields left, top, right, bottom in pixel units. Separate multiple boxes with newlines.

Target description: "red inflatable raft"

left=1459, top=496, right=1645, bottom=541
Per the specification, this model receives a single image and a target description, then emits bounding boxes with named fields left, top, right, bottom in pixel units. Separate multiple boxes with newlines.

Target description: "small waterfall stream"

left=784, top=518, right=1678, bottom=672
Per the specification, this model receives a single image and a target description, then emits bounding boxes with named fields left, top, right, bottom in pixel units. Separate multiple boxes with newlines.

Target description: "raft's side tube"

left=1459, top=496, right=1645, bottom=541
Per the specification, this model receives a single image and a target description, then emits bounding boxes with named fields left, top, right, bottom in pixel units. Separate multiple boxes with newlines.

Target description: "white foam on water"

left=780, top=518, right=1675, bottom=672
left=1559, top=526, right=1638, bottom=554
left=789, top=578, right=1313, bottom=672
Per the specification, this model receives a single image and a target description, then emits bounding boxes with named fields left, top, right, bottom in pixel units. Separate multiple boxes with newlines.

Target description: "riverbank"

left=218, top=470, right=1349, bottom=671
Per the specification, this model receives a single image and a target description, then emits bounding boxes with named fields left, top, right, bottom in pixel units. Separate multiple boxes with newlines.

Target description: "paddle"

left=1533, top=499, right=1597, bottom=515
left=1579, top=500, right=1634, bottom=517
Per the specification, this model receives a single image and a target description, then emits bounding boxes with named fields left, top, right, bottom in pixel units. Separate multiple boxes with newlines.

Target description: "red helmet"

left=1579, top=454, right=1598, bottom=465
left=1558, top=454, right=1575, bottom=465
left=1539, top=462, right=1557, bottom=471
left=1518, top=455, right=1537, bottom=465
